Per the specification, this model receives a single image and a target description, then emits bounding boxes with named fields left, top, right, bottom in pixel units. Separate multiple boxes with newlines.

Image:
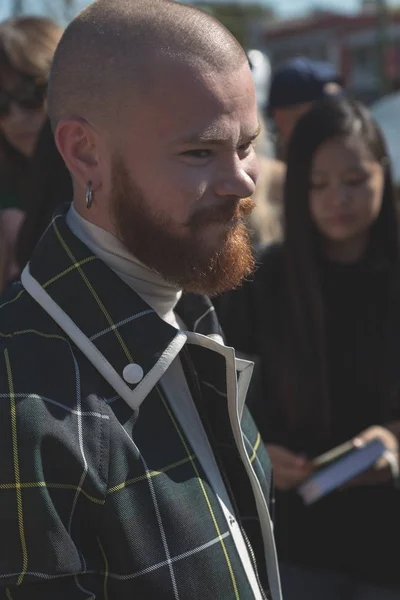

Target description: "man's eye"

left=182, top=149, right=212, bottom=159
left=238, top=141, right=253, bottom=153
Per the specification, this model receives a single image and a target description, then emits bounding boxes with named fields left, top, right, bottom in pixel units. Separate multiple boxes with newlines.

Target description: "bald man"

left=0, top=1, right=282, bottom=599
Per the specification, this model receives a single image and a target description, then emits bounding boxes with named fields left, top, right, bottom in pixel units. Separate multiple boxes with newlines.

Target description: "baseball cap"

left=268, top=57, right=343, bottom=114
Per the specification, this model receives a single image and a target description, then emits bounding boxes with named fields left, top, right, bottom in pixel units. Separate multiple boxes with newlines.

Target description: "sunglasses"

left=0, top=79, right=47, bottom=118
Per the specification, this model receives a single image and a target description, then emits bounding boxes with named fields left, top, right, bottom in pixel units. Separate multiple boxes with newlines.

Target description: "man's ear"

left=54, top=118, right=101, bottom=190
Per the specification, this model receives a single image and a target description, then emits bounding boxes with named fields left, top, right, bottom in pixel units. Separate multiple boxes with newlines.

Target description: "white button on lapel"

left=122, top=363, right=144, bottom=385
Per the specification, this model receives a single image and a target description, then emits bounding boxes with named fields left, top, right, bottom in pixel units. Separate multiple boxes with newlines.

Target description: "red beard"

left=111, top=156, right=255, bottom=296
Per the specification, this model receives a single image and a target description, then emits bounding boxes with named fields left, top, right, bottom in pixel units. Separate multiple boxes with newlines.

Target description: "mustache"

left=187, top=197, right=255, bottom=228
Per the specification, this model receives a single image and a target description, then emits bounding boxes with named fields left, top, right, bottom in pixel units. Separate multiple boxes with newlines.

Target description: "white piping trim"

left=206, top=333, right=224, bottom=345
left=384, top=450, right=399, bottom=480
left=184, top=332, right=282, bottom=600
left=235, top=357, right=254, bottom=421
left=129, top=333, right=186, bottom=409
left=21, top=265, right=186, bottom=410
left=229, top=360, right=282, bottom=600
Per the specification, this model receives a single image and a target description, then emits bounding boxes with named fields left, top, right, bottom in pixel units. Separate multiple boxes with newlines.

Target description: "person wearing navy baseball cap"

left=268, top=57, right=343, bottom=153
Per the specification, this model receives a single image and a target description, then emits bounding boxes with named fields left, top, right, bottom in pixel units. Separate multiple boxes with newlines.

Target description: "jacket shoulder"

left=0, top=283, right=81, bottom=401
left=0, top=285, right=109, bottom=591
left=0, top=282, right=61, bottom=335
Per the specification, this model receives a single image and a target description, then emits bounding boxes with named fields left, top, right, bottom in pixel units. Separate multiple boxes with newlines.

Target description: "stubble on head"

left=48, top=0, right=257, bottom=294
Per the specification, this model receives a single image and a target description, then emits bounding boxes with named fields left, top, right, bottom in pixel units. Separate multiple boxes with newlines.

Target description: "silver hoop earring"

left=85, top=181, right=93, bottom=209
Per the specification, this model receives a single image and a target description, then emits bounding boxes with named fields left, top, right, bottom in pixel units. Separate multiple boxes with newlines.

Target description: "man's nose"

left=214, top=157, right=256, bottom=199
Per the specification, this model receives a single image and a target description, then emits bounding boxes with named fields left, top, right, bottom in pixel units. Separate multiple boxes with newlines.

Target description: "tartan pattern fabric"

left=0, top=209, right=273, bottom=599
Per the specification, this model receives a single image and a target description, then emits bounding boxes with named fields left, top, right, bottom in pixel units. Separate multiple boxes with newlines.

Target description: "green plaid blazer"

left=0, top=209, right=280, bottom=600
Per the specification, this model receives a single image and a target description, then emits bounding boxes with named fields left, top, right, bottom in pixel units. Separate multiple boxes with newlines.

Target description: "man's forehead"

left=170, top=119, right=261, bottom=145
left=168, top=70, right=254, bottom=117
left=149, top=61, right=253, bottom=106
left=108, top=59, right=257, bottom=143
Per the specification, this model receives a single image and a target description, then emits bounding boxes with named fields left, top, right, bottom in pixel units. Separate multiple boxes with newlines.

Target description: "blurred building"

left=254, top=7, right=400, bottom=104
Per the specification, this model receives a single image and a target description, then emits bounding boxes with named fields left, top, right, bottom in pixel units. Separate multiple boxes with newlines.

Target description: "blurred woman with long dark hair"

left=0, top=16, right=62, bottom=290
left=216, top=98, right=400, bottom=598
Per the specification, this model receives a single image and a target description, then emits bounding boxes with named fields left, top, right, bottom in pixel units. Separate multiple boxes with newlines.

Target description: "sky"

left=273, top=0, right=360, bottom=17
left=282, top=0, right=359, bottom=16
left=1, top=0, right=400, bottom=22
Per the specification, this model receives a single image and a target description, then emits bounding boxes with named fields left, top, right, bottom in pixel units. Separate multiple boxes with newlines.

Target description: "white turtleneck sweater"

left=66, top=205, right=263, bottom=599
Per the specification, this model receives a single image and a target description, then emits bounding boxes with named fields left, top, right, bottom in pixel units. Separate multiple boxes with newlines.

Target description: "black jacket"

left=215, top=243, right=400, bottom=586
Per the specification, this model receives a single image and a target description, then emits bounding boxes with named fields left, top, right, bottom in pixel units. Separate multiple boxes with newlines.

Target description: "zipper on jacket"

left=181, top=348, right=269, bottom=600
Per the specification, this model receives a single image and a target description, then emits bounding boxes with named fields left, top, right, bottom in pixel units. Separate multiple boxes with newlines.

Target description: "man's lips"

left=188, top=198, right=255, bottom=228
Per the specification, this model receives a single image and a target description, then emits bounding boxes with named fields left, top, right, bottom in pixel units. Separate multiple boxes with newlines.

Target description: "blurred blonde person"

left=248, top=116, right=285, bottom=248
left=0, top=17, right=62, bottom=292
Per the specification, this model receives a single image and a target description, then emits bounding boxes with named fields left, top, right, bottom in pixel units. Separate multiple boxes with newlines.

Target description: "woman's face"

left=309, top=135, right=385, bottom=244
left=0, top=72, right=47, bottom=157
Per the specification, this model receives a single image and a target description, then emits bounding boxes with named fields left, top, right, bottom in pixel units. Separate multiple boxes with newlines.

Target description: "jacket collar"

left=22, top=207, right=221, bottom=406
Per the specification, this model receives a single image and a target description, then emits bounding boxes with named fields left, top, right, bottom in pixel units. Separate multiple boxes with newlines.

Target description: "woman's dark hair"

left=280, top=97, right=398, bottom=436
left=0, top=17, right=62, bottom=199
left=16, top=119, right=72, bottom=268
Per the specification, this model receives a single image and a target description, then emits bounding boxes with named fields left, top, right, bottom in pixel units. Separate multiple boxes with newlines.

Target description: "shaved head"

left=48, top=0, right=247, bottom=128
left=50, top=0, right=258, bottom=295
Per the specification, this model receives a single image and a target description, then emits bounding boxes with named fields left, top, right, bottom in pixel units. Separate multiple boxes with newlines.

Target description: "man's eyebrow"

left=250, top=124, right=262, bottom=139
left=173, top=124, right=262, bottom=145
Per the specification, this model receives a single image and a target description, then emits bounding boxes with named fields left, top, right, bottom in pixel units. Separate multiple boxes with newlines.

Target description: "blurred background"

left=2, top=0, right=400, bottom=103
left=2, top=1, right=400, bottom=173
left=2, top=0, right=400, bottom=184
